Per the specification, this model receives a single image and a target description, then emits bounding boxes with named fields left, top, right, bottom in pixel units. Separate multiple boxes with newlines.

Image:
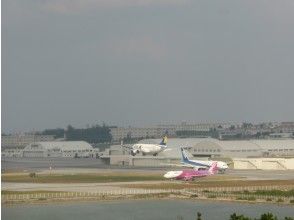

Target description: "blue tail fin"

left=159, top=136, right=167, bottom=146
left=180, top=148, right=189, bottom=162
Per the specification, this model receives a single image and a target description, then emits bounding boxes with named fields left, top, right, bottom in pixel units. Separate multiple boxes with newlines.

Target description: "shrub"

left=29, top=173, right=36, bottom=178
left=276, top=198, right=284, bottom=203
left=207, top=195, right=217, bottom=198
left=190, top=194, right=198, bottom=198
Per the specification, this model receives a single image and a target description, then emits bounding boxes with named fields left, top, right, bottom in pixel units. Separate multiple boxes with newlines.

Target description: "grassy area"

left=2, top=173, right=165, bottom=183
left=235, top=189, right=294, bottom=197
left=2, top=190, right=64, bottom=195
left=123, top=180, right=294, bottom=190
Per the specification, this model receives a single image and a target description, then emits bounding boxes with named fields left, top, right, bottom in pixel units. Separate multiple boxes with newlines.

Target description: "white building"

left=22, top=141, right=98, bottom=158
left=139, top=138, right=294, bottom=158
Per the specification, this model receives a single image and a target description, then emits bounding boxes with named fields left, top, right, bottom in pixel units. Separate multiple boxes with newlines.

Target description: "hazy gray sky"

left=2, top=0, right=294, bottom=133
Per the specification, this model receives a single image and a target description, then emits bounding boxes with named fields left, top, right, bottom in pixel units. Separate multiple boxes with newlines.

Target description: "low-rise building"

left=22, top=141, right=98, bottom=158
left=1, top=134, right=55, bottom=148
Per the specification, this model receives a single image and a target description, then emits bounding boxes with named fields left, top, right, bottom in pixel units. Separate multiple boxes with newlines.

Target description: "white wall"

left=233, top=158, right=294, bottom=170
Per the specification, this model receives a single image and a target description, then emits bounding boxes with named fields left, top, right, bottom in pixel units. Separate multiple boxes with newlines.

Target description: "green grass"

left=235, top=189, right=294, bottom=197
left=122, top=180, right=294, bottom=190
left=2, top=173, right=164, bottom=183
left=236, top=196, right=256, bottom=201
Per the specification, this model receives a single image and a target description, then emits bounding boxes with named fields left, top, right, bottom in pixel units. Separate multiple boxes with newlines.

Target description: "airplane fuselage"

left=164, top=163, right=218, bottom=181
left=164, top=170, right=209, bottom=180
left=132, top=144, right=166, bottom=156
left=181, top=159, right=228, bottom=172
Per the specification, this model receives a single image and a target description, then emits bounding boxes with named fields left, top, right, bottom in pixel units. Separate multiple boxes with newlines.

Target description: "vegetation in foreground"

left=235, top=189, right=294, bottom=197
left=178, top=212, right=294, bottom=220
left=123, top=180, right=294, bottom=189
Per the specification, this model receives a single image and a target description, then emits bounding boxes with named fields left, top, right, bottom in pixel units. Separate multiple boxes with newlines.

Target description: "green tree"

left=65, top=124, right=112, bottom=143
left=196, top=212, right=202, bottom=220
left=42, top=128, right=65, bottom=139
left=259, top=213, right=278, bottom=220
left=230, top=213, right=251, bottom=220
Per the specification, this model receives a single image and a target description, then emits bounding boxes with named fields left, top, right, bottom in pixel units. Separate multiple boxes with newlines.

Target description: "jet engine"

left=131, top=149, right=140, bottom=156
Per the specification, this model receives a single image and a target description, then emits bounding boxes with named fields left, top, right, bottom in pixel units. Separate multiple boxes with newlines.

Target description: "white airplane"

left=180, top=148, right=229, bottom=173
left=122, top=136, right=169, bottom=156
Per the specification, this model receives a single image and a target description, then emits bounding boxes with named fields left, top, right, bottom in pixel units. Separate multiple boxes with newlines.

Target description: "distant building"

left=1, top=134, right=55, bottom=149
left=110, top=127, right=175, bottom=142
left=186, top=139, right=294, bottom=158
left=110, top=122, right=237, bottom=141
left=274, top=122, right=294, bottom=133
left=1, top=134, right=55, bottom=157
left=269, top=133, right=293, bottom=139
left=22, top=141, right=98, bottom=158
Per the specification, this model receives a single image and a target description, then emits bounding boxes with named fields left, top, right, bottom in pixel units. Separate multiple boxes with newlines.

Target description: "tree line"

left=188, top=212, right=293, bottom=220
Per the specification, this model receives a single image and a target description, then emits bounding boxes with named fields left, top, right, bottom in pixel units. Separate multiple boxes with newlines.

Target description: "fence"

left=2, top=185, right=293, bottom=203
left=2, top=189, right=171, bottom=202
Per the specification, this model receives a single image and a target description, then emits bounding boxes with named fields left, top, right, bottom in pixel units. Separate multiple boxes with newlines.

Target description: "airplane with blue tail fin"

left=180, top=148, right=228, bottom=173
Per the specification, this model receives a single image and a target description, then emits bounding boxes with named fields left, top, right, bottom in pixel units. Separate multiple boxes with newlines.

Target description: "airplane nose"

left=164, top=173, right=171, bottom=178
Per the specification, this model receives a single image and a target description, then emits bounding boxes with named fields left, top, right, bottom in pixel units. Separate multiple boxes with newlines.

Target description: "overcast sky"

left=2, top=0, right=294, bottom=133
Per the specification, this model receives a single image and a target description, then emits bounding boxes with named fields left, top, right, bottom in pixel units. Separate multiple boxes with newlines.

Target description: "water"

left=2, top=200, right=293, bottom=220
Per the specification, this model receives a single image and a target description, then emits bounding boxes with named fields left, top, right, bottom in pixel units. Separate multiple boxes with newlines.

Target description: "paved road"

left=1, top=158, right=106, bottom=171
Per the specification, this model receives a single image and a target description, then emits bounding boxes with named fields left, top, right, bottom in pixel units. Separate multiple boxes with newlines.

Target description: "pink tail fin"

left=208, top=162, right=218, bottom=173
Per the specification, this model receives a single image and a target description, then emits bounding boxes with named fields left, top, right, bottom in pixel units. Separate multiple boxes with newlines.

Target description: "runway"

left=2, top=158, right=294, bottom=181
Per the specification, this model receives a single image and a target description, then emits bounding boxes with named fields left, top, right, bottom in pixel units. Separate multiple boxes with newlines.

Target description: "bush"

left=266, top=198, right=272, bottom=202
left=190, top=194, right=198, bottom=198
left=29, top=173, right=36, bottom=178
left=236, top=197, right=255, bottom=201
left=276, top=198, right=284, bottom=203
left=207, top=195, right=217, bottom=198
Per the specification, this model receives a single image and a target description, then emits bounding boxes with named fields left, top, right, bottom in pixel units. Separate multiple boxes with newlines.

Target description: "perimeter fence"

left=2, top=185, right=294, bottom=203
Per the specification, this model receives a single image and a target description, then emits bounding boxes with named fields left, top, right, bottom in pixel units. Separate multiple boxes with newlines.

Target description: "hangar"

left=22, top=141, right=97, bottom=158
left=138, top=138, right=294, bottom=158
left=188, top=139, right=294, bottom=158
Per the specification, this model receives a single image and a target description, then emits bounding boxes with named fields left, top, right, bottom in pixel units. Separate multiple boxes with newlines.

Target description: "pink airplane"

left=163, top=162, right=218, bottom=181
